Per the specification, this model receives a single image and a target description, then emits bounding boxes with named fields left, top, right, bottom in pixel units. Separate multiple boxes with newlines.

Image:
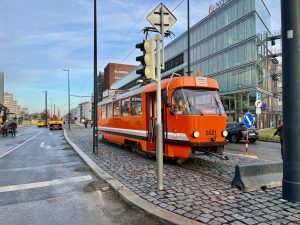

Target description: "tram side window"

left=131, top=95, right=142, bottom=116
left=107, top=103, right=112, bottom=118
left=121, top=98, right=130, bottom=117
left=101, top=105, right=106, bottom=118
left=113, top=101, right=120, bottom=117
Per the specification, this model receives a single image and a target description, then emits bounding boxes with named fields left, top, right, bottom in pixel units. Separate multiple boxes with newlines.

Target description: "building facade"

left=4, top=92, right=13, bottom=112
left=162, top=0, right=278, bottom=128
left=0, top=71, right=4, bottom=105
left=103, top=63, right=136, bottom=90
left=108, top=0, right=279, bottom=128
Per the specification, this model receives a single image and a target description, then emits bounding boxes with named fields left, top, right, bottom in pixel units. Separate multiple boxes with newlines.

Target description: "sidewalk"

left=64, top=126, right=300, bottom=225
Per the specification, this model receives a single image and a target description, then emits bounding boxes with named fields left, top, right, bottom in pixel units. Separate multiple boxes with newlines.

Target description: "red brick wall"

left=104, top=63, right=136, bottom=90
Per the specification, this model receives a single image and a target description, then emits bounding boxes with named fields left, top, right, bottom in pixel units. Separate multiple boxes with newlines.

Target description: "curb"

left=64, top=129, right=204, bottom=225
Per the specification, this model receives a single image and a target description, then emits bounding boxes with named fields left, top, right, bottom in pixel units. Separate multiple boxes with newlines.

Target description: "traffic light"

left=136, top=39, right=156, bottom=80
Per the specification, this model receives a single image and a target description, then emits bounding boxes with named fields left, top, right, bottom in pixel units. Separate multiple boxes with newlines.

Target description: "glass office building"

left=110, top=0, right=279, bottom=128
left=163, top=0, right=278, bottom=128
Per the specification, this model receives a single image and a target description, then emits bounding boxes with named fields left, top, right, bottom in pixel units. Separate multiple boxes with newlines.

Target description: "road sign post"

left=244, top=112, right=254, bottom=153
left=146, top=3, right=177, bottom=191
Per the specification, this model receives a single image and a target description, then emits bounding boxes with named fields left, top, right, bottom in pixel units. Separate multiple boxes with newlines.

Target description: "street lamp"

left=63, top=68, right=71, bottom=130
left=42, top=91, right=48, bottom=127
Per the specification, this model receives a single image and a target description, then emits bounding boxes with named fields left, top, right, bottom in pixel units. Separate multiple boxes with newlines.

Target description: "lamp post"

left=63, top=69, right=71, bottom=130
left=42, top=91, right=48, bottom=127
left=93, top=0, right=98, bottom=154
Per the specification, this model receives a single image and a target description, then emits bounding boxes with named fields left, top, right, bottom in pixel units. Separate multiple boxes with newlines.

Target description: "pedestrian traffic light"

left=136, top=39, right=156, bottom=80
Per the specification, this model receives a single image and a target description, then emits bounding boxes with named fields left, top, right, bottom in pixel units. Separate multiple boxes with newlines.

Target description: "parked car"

left=37, top=120, right=46, bottom=127
left=226, top=122, right=259, bottom=143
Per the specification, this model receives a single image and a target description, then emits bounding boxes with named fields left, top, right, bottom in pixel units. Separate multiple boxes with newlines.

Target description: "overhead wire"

left=70, top=0, right=158, bottom=104
left=119, top=0, right=181, bottom=64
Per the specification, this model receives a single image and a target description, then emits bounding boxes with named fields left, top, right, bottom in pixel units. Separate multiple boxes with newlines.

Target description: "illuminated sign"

left=209, top=0, right=230, bottom=14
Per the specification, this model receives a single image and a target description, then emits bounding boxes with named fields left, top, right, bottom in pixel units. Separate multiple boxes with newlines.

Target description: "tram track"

left=179, top=155, right=234, bottom=184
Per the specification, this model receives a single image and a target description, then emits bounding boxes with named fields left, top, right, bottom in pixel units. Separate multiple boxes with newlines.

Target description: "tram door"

left=146, top=93, right=156, bottom=151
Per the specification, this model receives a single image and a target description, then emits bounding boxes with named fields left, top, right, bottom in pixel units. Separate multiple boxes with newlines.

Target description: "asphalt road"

left=225, top=140, right=282, bottom=161
left=0, top=127, right=168, bottom=225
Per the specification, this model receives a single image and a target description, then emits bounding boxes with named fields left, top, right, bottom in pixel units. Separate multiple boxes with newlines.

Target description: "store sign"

left=209, top=0, right=230, bottom=14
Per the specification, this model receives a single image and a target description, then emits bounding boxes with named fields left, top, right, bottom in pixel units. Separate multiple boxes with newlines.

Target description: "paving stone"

left=66, top=127, right=300, bottom=225
left=196, top=216, right=210, bottom=223
left=173, top=209, right=186, bottom=215
left=242, top=218, right=258, bottom=225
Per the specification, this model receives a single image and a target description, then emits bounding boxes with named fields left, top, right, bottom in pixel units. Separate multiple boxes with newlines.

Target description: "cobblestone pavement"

left=66, top=126, right=300, bottom=225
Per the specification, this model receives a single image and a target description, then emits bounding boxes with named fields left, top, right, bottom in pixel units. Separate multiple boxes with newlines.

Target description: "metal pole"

left=155, top=34, right=163, bottom=191
left=187, top=0, right=191, bottom=76
left=45, top=91, right=48, bottom=127
left=68, top=70, right=71, bottom=130
left=51, top=99, right=52, bottom=117
left=160, top=4, right=165, bottom=70
left=93, top=0, right=99, bottom=154
left=54, top=104, right=55, bottom=115
left=281, top=0, right=300, bottom=202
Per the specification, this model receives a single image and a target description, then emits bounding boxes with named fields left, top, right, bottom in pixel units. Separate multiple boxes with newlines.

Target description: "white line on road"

left=0, top=131, right=43, bottom=159
left=258, top=147, right=280, bottom=152
left=0, top=175, right=93, bottom=193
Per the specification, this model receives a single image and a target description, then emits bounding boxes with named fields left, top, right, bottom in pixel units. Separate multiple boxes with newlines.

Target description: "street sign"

left=256, top=107, right=261, bottom=115
left=255, top=100, right=262, bottom=108
left=261, top=102, right=267, bottom=110
left=244, top=112, right=254, bottom=128
left=146, top=3, right=177, bottom=34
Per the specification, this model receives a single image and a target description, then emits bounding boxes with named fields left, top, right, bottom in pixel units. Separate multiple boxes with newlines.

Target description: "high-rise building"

left=12, top=100, right=18, bottom=114
left=103, top=63, right=136, bottom=90
left=0, top=71, right=4, bottom=105
left=4, top=92, right=13, bottom=112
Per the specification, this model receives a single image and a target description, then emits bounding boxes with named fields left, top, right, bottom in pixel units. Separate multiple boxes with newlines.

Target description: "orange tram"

left=98, top=74, right=228, bottom=160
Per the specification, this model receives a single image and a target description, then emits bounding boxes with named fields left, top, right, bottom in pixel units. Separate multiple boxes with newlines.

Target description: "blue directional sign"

left=243, top=112, right=254, bottom=128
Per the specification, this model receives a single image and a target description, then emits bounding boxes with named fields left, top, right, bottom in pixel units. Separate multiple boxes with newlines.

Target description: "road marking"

left=258, top=147, right=280, bottom=152
left=40, top=142, right=51, bottom=149
left=0, top=175, right=93, bottom=193
left=0, top=131, right=43, bottom=159
left=0, top=161, right=82, bottom=173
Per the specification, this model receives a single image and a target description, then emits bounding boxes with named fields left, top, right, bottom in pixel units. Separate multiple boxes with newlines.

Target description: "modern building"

left=110, top=0, right=280, bottom=128
left=103, top=63, right=136, bottom=90
left=4, top=92, right=13, bottom=112
left=0, top=71, right=4, bottom=105
left=79, top=101, right=92, bottom=121
left=12, top=100, right=18, bottom=114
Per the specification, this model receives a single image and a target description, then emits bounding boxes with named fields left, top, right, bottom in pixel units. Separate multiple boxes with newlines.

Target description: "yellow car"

left=37, top=120, right=46, bottom=127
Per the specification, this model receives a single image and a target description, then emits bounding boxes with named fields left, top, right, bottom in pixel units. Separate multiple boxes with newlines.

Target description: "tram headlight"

left=193, top=130, right=200, bottom=138
left=222, top=130, right=228, bottom=137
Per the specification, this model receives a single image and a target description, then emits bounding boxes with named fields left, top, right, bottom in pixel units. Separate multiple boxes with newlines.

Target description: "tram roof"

left=98, top=76, right=219, bottom=105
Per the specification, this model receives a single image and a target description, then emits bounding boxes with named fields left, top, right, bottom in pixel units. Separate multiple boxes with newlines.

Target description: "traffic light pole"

left=155, top=34, right=163, bottom=191
left=281, top=0, right=300, bottom=202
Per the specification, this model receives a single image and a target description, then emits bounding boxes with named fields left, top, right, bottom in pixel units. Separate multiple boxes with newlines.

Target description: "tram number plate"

left=206, top=130, right=216, bottom=135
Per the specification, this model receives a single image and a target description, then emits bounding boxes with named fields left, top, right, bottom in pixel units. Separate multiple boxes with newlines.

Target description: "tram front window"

left=172, top=89, right=225, bottom=115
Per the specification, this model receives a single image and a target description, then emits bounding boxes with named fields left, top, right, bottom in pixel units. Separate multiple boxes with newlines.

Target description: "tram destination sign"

left=209, top=0, right=230, bottom=14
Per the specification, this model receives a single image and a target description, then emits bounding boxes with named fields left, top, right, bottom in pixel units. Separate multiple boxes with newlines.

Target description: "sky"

left=0, top=0, right=280, bottom=115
